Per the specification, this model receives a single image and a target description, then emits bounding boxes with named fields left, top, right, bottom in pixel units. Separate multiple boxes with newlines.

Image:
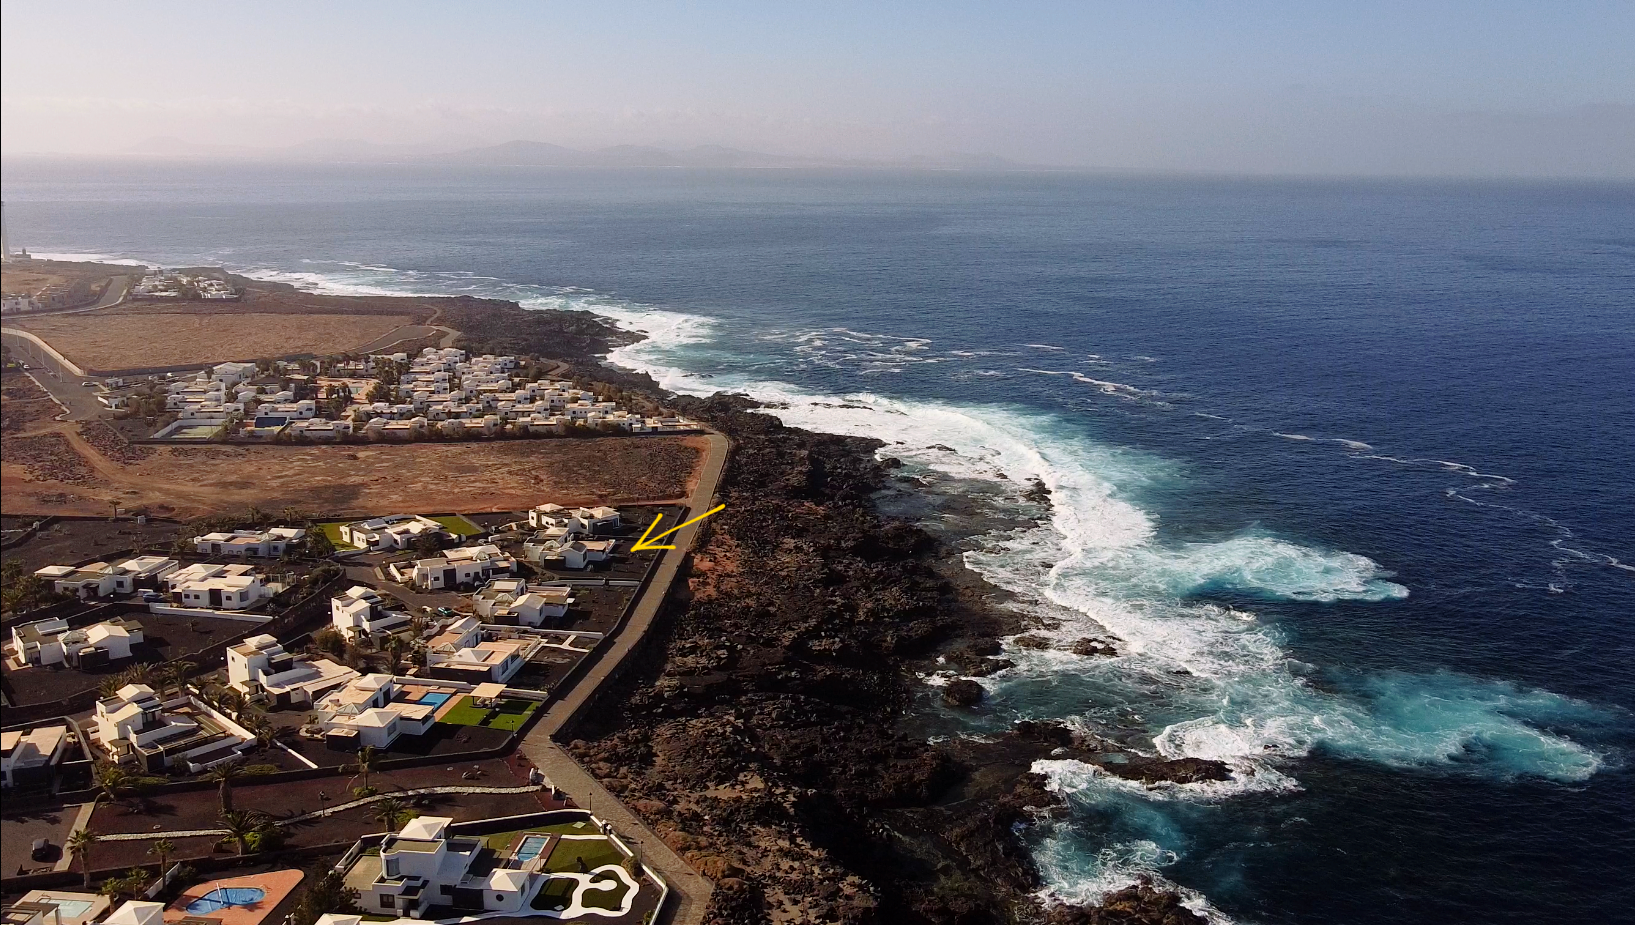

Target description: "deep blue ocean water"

left=5, top=160, right=1632, bottom=923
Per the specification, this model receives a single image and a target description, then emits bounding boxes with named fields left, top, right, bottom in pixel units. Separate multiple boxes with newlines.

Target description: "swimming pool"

left=418, top=692, right=452, bottom=707
left=514, top=834, right=550, bottom=863
left=185, top=887, right=266, bottom=914
left=45, top=901, right=94, bottom=919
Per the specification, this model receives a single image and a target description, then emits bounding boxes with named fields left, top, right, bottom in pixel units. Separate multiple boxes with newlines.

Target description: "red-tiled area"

left=164, top=869, right=304, bottom=925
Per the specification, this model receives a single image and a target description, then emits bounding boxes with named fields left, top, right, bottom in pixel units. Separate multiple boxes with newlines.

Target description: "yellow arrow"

left=631, top=505, right=726, bottom=551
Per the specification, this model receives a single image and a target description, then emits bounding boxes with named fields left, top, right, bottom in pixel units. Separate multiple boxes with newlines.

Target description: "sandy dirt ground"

left=0, top=259, right=122, bottom=296
left=2, top=366, right=63, bottom=434
left=2, top=427, right=707, bottom=519
left=11, top=312, right=413, bottom=371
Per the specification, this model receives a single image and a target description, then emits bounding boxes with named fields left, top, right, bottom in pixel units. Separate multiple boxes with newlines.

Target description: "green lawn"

left=528, top=821, right=600, bottom=836
left=580, top=872, right=633, bottom=911
left=430, top=514, right=482, bottom=537
left=484, top=831, right=521, bottom=852
left=530, top=877, right=576, bottom=911
left=545, top=837, right=624, bottom=874
left=436, top=696, right=538, bottom=731
left=316, top=521, right=360, bottom=549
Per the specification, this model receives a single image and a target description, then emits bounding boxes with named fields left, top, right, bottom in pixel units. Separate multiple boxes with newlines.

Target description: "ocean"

left=5, top=160, right=1632, bottom=923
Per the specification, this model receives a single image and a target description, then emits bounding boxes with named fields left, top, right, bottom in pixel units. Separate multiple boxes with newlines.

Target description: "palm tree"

left=149, top=838, right=175, bottom=874
left=122, top=663, right=154, bottom=688
left=98, top=868, right=148, bottom=902
left=352, top=746, right=378, bottom=794
left=383, top=635, right=404, bottom=675
left=372, top=797, right=410, bottom=832
left=218, top=809, right=262, bottom=856
left=93, top=762, right=133, bottom=805
left=167, top=661, right=196, bottom=700
left=207, top=760, right=248, bottom=813
left=215, top=686, right=246, bottom=716
left=67, top=829, right=98, bottom=888
left=245, top=713, right=277, bottom=750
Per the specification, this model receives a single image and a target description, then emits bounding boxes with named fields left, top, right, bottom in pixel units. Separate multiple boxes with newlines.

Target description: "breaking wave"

left=581, top=298, right=1613, bottom=905
left=70, top=254, right=1613, bottom=914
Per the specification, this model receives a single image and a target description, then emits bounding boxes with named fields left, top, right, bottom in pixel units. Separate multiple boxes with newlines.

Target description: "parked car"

left=141, top=590, right=165, bottom=602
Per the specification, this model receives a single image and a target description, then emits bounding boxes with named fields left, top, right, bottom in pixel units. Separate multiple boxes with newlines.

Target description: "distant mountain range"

left=117, top=137, right=1048, bottom=171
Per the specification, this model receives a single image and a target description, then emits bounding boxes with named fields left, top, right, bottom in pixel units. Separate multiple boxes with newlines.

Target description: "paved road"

left=3, top=273, right=132, bottom=319
left=521, top=431, right=729, bottom=925
left=10, top=361, right=104, bottom=422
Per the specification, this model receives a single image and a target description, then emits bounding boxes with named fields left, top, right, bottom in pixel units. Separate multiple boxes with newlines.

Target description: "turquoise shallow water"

left=5, top=161, right=1631, bottom=922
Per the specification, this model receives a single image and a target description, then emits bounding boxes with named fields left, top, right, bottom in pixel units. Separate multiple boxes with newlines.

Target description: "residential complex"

left=33, top=556, right=178, bottom=599
left=228, top=633, right=360, bottom=707
left=331, top=585, right=413, bottom=641
left=92, top=684, right=253, bottom=773
left=388, top=544, right=516, bottom=590
left=339, top=514, right=451, bottom=551
left=8, top=617, right=144, bottom=669
left=1, top=725, right=69, bottom=789
left=193, top=527, right=305, bottom=557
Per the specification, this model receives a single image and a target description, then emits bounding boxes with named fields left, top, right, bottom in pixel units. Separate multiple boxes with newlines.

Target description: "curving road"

left=522, top=430, right=728, bottom=925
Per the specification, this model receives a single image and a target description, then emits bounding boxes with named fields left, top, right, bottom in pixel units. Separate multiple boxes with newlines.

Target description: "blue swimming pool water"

left=514, top=834, right=550, bottom=862
left=185, top=887, right=266, bottom=914
left=418, top=692, right=452, bottom=707
left=46, top=901, right=94, bottom=919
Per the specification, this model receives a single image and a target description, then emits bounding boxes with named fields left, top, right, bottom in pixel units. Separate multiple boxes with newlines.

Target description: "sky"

left=2, top=1, right=1632, bottom=177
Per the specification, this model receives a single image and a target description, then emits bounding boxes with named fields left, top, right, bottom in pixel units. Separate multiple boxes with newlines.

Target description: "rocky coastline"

left=380, top=294, right=1212, bottom=922
left=561, top=384, right=1211, bottom=924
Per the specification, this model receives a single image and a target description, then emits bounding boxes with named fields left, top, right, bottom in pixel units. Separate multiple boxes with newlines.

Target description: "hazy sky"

left=3, top=1, right=1632, bottom=176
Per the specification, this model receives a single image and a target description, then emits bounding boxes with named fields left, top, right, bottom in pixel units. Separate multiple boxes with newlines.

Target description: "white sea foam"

left=1030, top=816, right=1236, bottom=922
left=1018, top=367, right=1172, bottom=402
left=582, top=301, right=1602, bottom=792
left=50, top=252, right=1604, bottom=913
left=240, top=266, right=424, bottom=299
left=29, top=251, right=151, bottom=267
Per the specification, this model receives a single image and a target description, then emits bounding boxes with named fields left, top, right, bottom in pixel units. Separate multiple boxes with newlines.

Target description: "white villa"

left=387, top=544, right=516, bottom=590
left=166, top=563, right=271, bottom=610
left=228, top=633, right=360, bottom=708
left=194, top=527, right=305, bottom=557
left=33, top=555, right=178, bottom=599
left=344, top=816, right=539, bottom=918
left=93, top=684, right=253, bottom=773
left=9, top=617, right=144, bottom=669
left=340, top=514, right=451, bottom=551
left=423, top=617, right=531, bottom=684
left=527, top=504, right=621, bottom=534
left=331, top=586, right=413, bottom=641
left=312, top=674, right=435, bottom=750
left=472, top=579, right=572, bottom=628
left=531, top=538, right=616, bottom=571
left=1, top=725, right=70, bottom=789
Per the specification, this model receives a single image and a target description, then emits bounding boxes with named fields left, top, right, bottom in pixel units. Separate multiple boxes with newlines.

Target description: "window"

left=381, top=895, right=394, bottom=909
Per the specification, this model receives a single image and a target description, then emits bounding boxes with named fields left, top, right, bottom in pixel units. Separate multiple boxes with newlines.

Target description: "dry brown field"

left=1, top=430, right=706, bottom=519
left=11, top=311, right=413, bottom=371
left=107, top=280, right=444, bottom=318
left=0, top=259, right=125, bottom=295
